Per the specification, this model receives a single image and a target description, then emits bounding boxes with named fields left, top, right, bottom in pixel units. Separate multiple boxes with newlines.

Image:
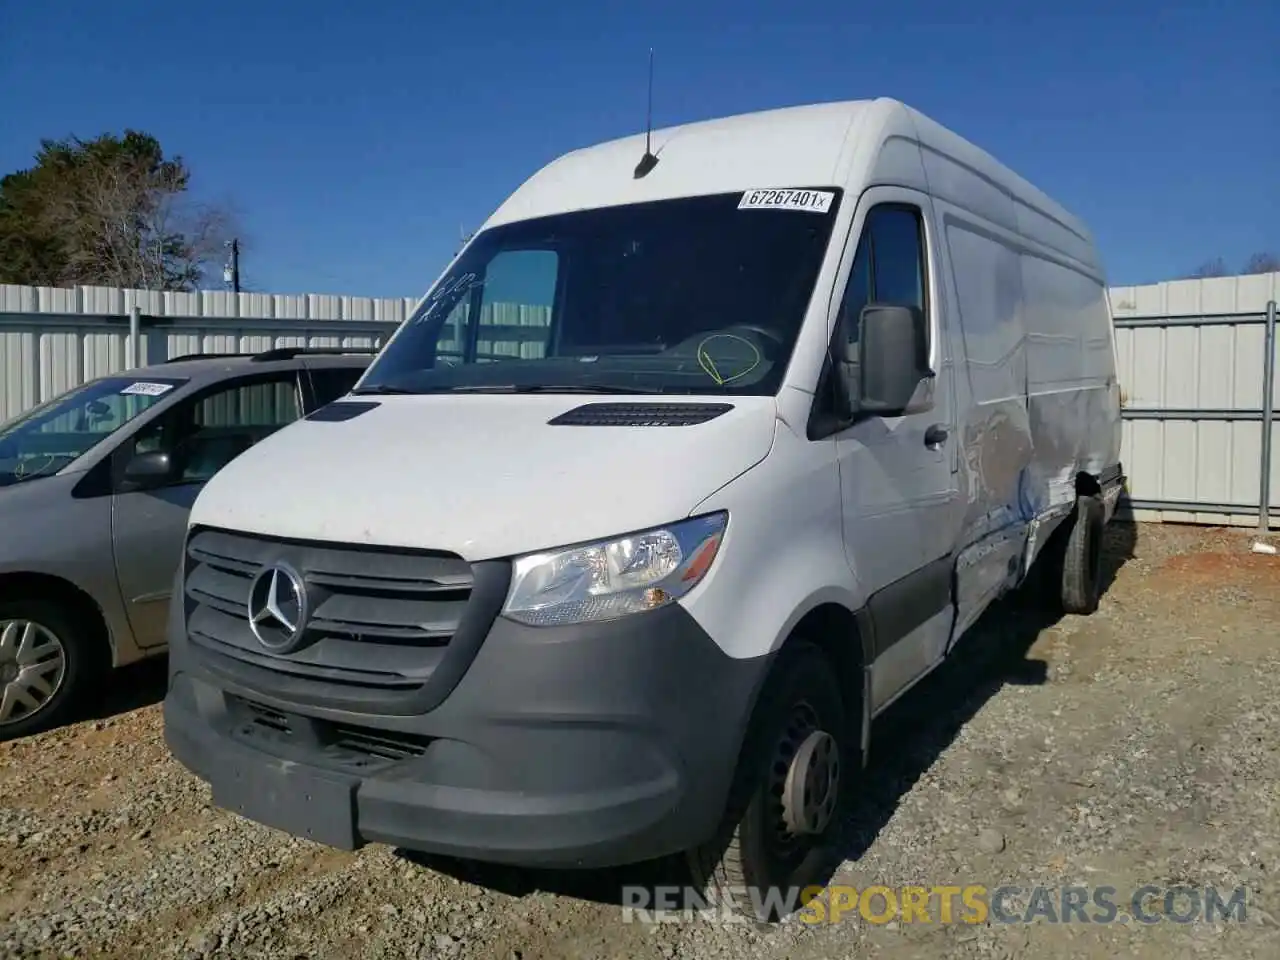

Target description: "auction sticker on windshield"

left=120, top=381, right=176, bottom=397
left=738, top=188, right=835, bottom=213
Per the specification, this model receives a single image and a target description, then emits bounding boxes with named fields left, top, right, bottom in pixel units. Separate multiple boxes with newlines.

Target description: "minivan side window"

left=836, top=204, right=928, bottom=397
left=123, top=375, right=302, bottom=486
left=306, top=367, right=365, bottom=408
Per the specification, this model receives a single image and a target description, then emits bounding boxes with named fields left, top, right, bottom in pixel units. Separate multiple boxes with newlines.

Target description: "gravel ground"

left=3, top=521, right=1279, bottom=959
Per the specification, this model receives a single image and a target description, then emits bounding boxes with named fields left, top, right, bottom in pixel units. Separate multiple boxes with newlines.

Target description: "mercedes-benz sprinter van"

left=163, top=97, right=1124, bottom=917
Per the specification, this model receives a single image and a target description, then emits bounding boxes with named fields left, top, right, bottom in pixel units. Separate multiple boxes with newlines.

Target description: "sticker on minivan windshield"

left=738, top=188, right=834, bottom=213
left=119, top=381, right=175, bottom=397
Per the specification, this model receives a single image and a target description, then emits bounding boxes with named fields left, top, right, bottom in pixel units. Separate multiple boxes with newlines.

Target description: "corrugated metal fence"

left=1111, top=272, right=1280, bottom=530
left=3, top=275, right=1280, bottom=530
left=0, top=284, right=412, bottom=422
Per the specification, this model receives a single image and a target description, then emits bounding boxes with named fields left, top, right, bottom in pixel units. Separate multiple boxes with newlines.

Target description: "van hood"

left=190, top=394, right=778, bottom=561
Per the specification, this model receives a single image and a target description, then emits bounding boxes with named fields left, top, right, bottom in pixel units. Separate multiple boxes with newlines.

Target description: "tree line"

left=0, top=130, right=242, bottom=292
left=1184, top=253, right=1280, bottom=279
left=1, top=128, right=1276, bottom=292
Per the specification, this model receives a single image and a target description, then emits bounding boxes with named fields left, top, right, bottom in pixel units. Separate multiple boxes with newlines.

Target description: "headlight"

left=502, top=512, right=728, bottom=626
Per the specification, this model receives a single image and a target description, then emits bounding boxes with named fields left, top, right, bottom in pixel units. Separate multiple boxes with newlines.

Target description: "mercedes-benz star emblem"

left=247, top=562, right=309, bottom=653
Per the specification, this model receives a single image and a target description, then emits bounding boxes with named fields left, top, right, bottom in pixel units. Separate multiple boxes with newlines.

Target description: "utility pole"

left=223, top=238, right=241, bottom=293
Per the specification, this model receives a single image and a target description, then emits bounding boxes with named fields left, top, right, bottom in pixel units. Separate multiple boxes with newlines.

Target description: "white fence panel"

left=1110, top=272, right=1280, bottom=528
left=0, top=283, right=415, bottom=423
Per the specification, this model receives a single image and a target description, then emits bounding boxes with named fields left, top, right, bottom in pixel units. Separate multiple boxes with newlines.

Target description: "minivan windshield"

left=356, top=189, right=843, bottom=397
left=0, top=375, right=186, bottom=486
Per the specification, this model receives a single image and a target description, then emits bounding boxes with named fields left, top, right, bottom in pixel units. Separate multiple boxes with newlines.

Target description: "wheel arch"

left=763, top=599, right=871, bottom=769
left=1075, top=470, right=1102, bottom=498
left=0, top=572, right=114, bottom=666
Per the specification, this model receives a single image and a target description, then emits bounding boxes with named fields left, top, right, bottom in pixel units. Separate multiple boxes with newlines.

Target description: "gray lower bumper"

left=163, top=602, right=772, bottom=869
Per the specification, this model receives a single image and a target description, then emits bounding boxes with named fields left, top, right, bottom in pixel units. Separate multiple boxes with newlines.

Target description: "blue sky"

left=2, top=0, right=1276, bottom=297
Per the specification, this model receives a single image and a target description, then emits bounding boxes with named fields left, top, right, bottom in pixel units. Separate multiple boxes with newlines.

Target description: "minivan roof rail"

left=161, top=351, right=257, bottom=363
left=250, top=346, right=379, bottom=362
left=159, top=347, right=378, bottom=365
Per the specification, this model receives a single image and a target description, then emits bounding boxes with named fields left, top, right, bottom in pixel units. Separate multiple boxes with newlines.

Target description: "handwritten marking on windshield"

left=13, top=455, right=58, bottom=481
left=412, top=272, right=484, bottom=326
left=697, top=334, right=762, bottom=386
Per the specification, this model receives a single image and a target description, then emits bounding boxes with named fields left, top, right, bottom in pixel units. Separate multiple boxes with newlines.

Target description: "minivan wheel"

left=1057, top=494, right=1106, bottom=615
left=686, top=642, right=847, bottom=922
left=0, top=600, right=95, bottom=741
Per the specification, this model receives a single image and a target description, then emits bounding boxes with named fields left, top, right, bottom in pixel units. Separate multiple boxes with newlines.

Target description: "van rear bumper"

left=163, top=603, right=772, bottom=869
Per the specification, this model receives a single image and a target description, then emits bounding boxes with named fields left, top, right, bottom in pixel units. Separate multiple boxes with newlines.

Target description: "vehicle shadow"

left=395, top=521, right=1140, bottom=916
left=86, top=654, right=169, bottom=722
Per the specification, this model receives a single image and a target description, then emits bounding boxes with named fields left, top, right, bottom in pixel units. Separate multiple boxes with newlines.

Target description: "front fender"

left=0, top=479, right=136, bottom=666
left=680, top=419, right=864, bottom=661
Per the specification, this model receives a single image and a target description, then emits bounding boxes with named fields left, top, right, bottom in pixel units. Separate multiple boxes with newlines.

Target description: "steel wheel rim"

left=0, top=619, right=68, bottom=726
left=783, top=729, right=840, bottom=835
left=767, top=699, right=842, bottom=858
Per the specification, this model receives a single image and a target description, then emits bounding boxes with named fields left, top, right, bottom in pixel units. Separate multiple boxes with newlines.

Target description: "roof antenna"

left=633, top=48, right=659, bottom=179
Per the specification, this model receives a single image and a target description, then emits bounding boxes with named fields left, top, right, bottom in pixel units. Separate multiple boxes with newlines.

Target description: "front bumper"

left=164, top=599, right=772, bottom=869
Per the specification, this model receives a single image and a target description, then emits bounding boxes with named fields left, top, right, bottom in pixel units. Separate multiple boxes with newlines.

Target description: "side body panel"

left=901, top=107, right=1120, bottom=644
left=931, top=189, right=1033, bottom=638
left=0, top=473, right=139, bottom=666
left=112, top=483, right=205, bottom=648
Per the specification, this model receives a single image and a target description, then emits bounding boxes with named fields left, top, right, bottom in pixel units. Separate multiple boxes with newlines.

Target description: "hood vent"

left=548, top=402, right=734, bottom=427
left=306, top=401, right=381, bottom=422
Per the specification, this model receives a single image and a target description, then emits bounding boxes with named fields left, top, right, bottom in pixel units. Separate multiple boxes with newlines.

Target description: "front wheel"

left=0, top=600, right=97, bottom=741
left=686, top=642, right=849, bottom=922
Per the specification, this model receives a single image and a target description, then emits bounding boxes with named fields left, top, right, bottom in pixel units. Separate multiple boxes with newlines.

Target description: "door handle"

left=924, top=424, right=949, bottom=449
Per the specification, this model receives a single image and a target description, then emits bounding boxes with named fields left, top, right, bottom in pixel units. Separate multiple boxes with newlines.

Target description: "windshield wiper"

left=442, top=384, right=657, bottom=395
left=349, top=385, right=419, bottom=396
left=352, top=383, right=658, bottom=396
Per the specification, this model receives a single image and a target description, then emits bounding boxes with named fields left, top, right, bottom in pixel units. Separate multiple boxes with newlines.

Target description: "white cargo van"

left=163, top=97, right=1123, bottom=916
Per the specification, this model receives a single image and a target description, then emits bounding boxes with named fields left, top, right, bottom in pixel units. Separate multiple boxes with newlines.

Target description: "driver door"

left=110, top=372, right=303, bottom=648
left=829, top=189, right=962, bottom=711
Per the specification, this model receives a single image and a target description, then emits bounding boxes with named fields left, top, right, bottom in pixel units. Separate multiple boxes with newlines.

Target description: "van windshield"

left=356, top=189, right=843, bottom=397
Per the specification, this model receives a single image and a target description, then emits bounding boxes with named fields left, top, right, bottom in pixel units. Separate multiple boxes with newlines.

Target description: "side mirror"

left=123, top=450, right=173, bottom=487
left=857, top=303, right=931, bottom=415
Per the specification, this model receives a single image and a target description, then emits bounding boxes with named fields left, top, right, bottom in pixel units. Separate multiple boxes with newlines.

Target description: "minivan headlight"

left=502, top=512, right=728, bottom=627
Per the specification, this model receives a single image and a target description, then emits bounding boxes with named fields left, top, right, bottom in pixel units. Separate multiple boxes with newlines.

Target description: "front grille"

left=329, top=725, right=429, bottom=762
left=184, top=527, right=475, bottom=699
left=230, top=695, right=431, bottom=771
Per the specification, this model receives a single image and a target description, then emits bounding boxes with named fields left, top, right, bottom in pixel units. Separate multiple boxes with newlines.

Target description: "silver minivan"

left=0, top=348, right=370, bottom=740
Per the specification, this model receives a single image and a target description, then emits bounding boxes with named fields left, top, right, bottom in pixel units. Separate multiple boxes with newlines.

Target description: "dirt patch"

left=1158, top=550, right=1280, bottom=583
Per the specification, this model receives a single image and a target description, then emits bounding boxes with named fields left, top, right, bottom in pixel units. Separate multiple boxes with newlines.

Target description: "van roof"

left=482, top=97, right=1099, bottom=273
left=485, top=99, right=874, bottom=227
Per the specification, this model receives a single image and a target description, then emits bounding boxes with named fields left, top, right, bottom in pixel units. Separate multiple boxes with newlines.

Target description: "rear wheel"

left=686, top=642, right=849, bottom=922
left=1059, top=493, right=1105, bottom=614
left=1033, top=493, right=1105, bottom=615
left=0, top=600, right=98, bottom=741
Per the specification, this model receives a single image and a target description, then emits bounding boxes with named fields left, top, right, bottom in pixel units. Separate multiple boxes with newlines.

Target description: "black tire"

left=1059, top=493, right=1105, bottom=614
left=686, top=641, right=849, bottom=922
left=0, top=598, right=100, bottom=741
left=1031, top=494, right=1105, bottom=616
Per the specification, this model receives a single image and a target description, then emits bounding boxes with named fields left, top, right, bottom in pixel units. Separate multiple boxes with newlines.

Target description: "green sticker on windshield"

left=120, top=381, right=174, bottom=397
